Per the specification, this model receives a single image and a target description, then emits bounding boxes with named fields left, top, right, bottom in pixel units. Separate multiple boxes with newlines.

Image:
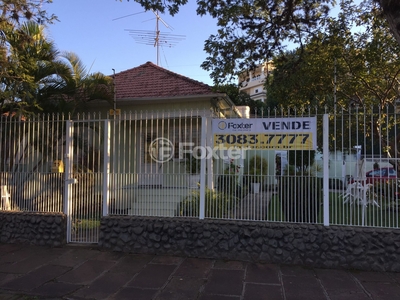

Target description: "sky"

left=44, top=0, right=218, bottom=85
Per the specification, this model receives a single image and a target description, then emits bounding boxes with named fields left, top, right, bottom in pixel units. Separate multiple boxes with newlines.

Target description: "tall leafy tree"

left=1, top=20, right=112, bottom=115
left=123, top=0, right=400, bottom=84
left=267, top=1, right=400, bottom=107
left=1, top=0, right=56, bottom=96
left=267, top=0, right=400, bottom=162
left=0, top=20, right=71, bottom=115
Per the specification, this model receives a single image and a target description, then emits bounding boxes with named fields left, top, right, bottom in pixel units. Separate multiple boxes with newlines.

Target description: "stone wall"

left=99, top=216, right=400, bottom=272
left=0, top=211, right=66, bottom=246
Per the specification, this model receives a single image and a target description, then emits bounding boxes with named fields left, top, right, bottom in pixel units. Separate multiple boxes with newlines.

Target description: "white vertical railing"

left=64, top=120, right=73, bottom=243
left=102, top=120, right=111, bottom=217
left=0, top=109, right=399, bottom=230
left=199, top=116, right=207, bottom=219
left=323, top=114, right=330, bottom=226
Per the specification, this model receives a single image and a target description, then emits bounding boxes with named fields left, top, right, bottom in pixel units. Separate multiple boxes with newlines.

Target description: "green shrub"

left=373, top=179, right=399, bottom=200
left=244, top=155, right=268, bottom=190
left=216, top=174, right=239, bottom=196
left=178, top=188, right=238, bottom=218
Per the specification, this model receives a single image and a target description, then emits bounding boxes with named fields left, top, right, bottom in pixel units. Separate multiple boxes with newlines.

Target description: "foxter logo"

left=218, top=121, right=227, bottom=130
left=227, top=122, right=253, bottom=130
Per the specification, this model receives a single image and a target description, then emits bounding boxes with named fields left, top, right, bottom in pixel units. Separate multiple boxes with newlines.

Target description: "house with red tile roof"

left=85, top=61, right=238, bottom=117
left=82, top=62, right=241, bottom=197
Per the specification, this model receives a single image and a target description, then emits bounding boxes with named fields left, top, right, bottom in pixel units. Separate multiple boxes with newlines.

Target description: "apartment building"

left=238, top=62, right=274, bottom=102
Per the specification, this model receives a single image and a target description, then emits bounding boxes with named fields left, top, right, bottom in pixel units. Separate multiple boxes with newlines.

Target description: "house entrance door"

left=138, top=131, right=166, bottom=186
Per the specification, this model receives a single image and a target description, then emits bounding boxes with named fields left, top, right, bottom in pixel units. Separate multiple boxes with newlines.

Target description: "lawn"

left=267, top=191, right=400, bottom=228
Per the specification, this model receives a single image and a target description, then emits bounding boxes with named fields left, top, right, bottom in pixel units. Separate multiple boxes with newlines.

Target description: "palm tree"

left=0, top=21, right=72, bottom=115
left=53, top=51, right=113, bottom=115
left=1, top=21, right=113, bottom=116
left=0, top=21, right=112, bottom=211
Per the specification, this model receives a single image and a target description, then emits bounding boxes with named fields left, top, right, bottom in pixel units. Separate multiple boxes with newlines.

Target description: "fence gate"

left=64, top=119, right=107, bottom=243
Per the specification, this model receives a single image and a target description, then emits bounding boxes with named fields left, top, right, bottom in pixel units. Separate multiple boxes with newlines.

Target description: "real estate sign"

left=212, top=117, right=317, bottom=150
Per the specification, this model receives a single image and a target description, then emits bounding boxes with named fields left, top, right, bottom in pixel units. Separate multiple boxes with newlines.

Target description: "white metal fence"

left=0, top=106, right=399, bottom=243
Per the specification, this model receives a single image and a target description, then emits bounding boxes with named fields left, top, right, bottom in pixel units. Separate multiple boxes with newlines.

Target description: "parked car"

left=364, top=167, right=397, bottom=185
left=359, top=168, right=399, bottom=200
left=350, top=167, right=397, bottom=184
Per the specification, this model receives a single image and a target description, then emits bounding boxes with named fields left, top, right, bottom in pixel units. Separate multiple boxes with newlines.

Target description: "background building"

left=238, top=62, right=274, bottom=103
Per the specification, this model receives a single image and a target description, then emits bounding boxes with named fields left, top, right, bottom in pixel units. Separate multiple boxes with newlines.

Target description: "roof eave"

left=116, top=93, right=226, bottom=103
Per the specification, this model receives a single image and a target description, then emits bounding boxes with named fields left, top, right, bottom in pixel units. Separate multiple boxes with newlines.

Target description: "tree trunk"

left=378, top=0, right=400, bottom=46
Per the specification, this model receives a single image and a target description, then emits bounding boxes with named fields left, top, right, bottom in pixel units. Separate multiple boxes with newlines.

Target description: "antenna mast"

left=124, top=10, right=185, bottom=66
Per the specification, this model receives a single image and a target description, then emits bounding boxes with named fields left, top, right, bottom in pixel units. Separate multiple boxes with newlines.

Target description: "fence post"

left=63, top=120, right=73, bottom=242
left=102, top=120, right=111, bottom=217
left=206, top=117, right=213, bottom=189
left=323, top=114, right=330, bottom=226
left=199, top=117, right=207, bottom=219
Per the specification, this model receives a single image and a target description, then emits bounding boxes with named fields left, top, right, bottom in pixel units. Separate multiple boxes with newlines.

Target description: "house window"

left=169, top=122, right=200, bottom=159
left=144, top=132, right=158, bottom=163
left=255, top=89, right=259, bottom=93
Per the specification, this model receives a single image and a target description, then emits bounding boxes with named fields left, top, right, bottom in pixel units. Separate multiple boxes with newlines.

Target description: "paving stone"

left=32, top=281, right=81, bottom=298
left=0, top=249, right=64, bottom=273
left=327, top=290, right=371, bottom=300
left=0, top=244, right=24, bottom=253
left=203, top=269, right=244, bottom=296
left=1, top=264, right=71, bottom=291
left=94, top=250, right=125, bottom=262
left=127, top=264, right=177, bottom=289
left=72, top=270, right=133, bottom=299
left=173, top=258, right=213, bottom=278
left=361, top=281, right=400, bottom=300
left=0, top=291, right=34, bottom=300
left=245, top=263, right=280, bottom=284
left=0, top=273, right=18, bottom=286
left=213, top=260, right=245, bottom=270
left=0, top=264, right=15, bottom=274
left=387, top=272, right=400, bottom=283
left=244, top=283, right=283, bottom=300
left=282, top=274, right=327, bottom=300
left=0, top=244, right=399, bottom=300
left=351, top=271, right=393, bottom=282
left=109, top=254, right=154, bottom=274
left=156, top=277, right=205, bottom=300
left=112, top=287, right=158, bottom=300
left=280, top=265, right=316, bottom=277
left=57, top=260, right=115, bottom=285
left=315, top=269, right=362, bottom=291
left=150, top=255, right=183, bottom=265
left=50, top=248, right=100, bottom=267
left=0, top=246, right=43, bottom=265
left=316, top=269, right=370, bottom=300
left=198, top=294, right=240, bottom=300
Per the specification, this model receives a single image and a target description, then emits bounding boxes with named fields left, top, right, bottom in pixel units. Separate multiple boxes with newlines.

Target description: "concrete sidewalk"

left=0, top=243, right=399, bottom=300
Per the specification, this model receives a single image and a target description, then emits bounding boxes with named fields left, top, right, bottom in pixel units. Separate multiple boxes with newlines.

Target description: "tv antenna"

left=114, top=10, right=185, bottom=66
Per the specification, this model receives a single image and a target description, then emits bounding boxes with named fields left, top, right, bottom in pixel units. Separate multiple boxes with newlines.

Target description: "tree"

left=1, top=1, right=60, bottom=115
left=123, top=0, right=400, bottom=84
left=267, top=1, right=400, bottom=109
left=266, top=1, right=400, bottom=161
left=377, top=0, right=400, bottom=46
left=45, top=51, right=113, bottom=114
left=0, top=20, right=71, bottom=115
left=1, top=19, right=112, bottom=115
left=1, top=0, right=56, bottom=75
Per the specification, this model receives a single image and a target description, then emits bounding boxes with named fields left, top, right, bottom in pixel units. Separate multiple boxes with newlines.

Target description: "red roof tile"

left=114, top=62, right=214, bottom=99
